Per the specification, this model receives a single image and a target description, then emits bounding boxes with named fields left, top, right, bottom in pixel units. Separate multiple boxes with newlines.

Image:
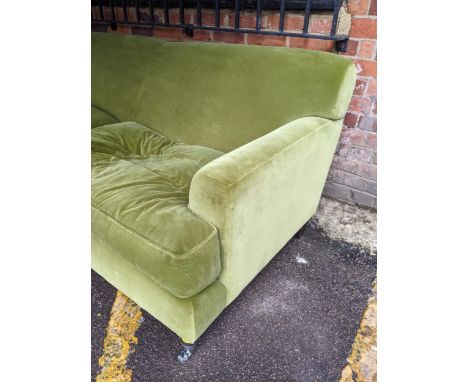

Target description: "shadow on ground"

left=92, top=223, right=376, bottom=382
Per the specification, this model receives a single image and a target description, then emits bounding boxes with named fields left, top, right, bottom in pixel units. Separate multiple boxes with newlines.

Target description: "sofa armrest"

left=189, top=117, right=343, bottom=303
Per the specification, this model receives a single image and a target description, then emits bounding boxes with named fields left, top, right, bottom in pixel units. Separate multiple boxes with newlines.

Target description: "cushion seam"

left=201, top=119, right=332, bottom=187
left=92, top=233, right=216, bottom=298
left=92, top=205, right=218, bottom=259
left=91, top=104, right=120, bottom=123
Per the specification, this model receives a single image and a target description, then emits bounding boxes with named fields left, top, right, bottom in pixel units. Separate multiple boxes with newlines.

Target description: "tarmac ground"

left=92, top=221, right=377, bottom=382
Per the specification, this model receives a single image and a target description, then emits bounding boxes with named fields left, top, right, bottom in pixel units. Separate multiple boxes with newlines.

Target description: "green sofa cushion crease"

left=92, top=122, right=223, bottom=298
left=91, top=32, right=356, bottom=343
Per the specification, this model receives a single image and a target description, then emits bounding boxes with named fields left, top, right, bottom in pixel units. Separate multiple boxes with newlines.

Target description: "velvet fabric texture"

left=92, top=234, right=227, bottom=343
left=91, top=105, right=118, bottom=128
left=92, top=32, right=356, bottom=152
left=91, top=32, right=356, bottom=342
left=189, top=117, right=343, bottom=303
left=92, top=122, right=223, bottom=298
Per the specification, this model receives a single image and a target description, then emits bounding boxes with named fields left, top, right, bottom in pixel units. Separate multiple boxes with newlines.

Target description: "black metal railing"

left=91, top=0, right=349, bottom=51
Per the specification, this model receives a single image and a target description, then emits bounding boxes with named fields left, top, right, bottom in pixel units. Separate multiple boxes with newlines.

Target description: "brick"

left=342, top=39, right=359, bottom=57
left=127, top=7, right=137, bottom=22
left=344, top=112, right=359, bottom=128
left=116, top=25, right=130, bottom=35
left=347, top=0, right=371, bottom=16
left=332, top=157, right=377, bottom=181
left=91, top=7, right=100, bottom=19
left=288, top=37, right=334, bottom=52
left=350, top=18, right=377, bottom=39
left=186, top=29, right=212, bottom=42
left=366, top=133, right=377, bottom=150
left=225, top=11, right=258, bottom=29
left=220, top=10, right=234, bottom=27
left=332, top=170, right=377, bottom=196
left=331, top=156, right=358, bottom=174
left=369, top=0, right=377, bottom=16
left=371, top=97, right=377, bottom=115
left=310, top=15, right=333, bottom=34
left=367, top=180, right=377, bottom=196
left=169, top=9, right=181, bottom=24
left=343, top=172, right=369, bottom=191
left=336, top=143, right=350, bottom=157
left=358, top=40, right=376, bottom=59
left=112, top=7, right=125, bottom=22
left=131, top=25, right=153, bottom=37
left=91, top=23, right=108, bottom=33
left=355, top=59, right=377, bottom=78
left=358, top=116, right=377, bottom=132
left=353, top=78, right=367, bottom=96
left=247, top=34, right=287, bottom=47
left=266, top=12, right=332, bottom=34
left=349, top=129, right=367, bottom=146
left=327, top=168, right=346, bottom=184
left=348, top=147, right=374, bottom=163
left=353, top=190, right=377, bottom=209
left=268, top=13, right=303, bottom=32
left=212, top=31, right=245, bottom=44
left=366, top=78, right=377, bottom=97
left=348, top=96, right=371, bottom=114
left=153, top=27, right=184, bottom=40
left=355, top=162, right=377, bottom=181
left=339, top=126, right=350, bottom=145
left=339, top=128, right=351, bottom=145
left=323, top=182, right=354, bottom=204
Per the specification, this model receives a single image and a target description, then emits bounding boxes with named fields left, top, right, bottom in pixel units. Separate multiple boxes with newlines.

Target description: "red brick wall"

left=93, top=0, right=377, bottom=209
left=327, top=0, right=377, bottom=209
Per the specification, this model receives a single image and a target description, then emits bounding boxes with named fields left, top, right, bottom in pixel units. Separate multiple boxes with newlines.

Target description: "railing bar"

left=279, top=0, right=285, bottom=32
left=215, top=0, right=220, bottom=28
left=235, top=0, right=240, bottom=29
left=179, top=0, right=185, bottom=24
left=256, top=0, right=262, bottom=31
left=164, top=0, right=169, bottom=24
left=330, top=0, right=340, bottom=36
left=303, top=0, right=312, bottom=34
left=98, top=0, right=104, bottom=20
left=197, top=0, right=202, bottom=26
left=136, top=0, right=141, bottom=23
left=110, top=0, right=116, bottom=22
left=122, top=0, right=128, bottom=23
left=91, top=19, right=347, bottom=40
left=150, top=0, right=155, bottom=24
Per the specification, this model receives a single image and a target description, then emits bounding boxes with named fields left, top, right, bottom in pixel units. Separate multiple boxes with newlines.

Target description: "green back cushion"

left=92, top=32, right=356, bottom=152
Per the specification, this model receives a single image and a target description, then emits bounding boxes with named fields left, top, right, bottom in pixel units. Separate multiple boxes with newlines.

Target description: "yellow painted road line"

left=96, top=291, right=143, bottom=382
left=339, top=282, right=377, bottom=382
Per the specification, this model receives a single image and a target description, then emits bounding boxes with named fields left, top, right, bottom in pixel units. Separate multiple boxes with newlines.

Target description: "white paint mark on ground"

left=296, top=256, right=309, bottom=264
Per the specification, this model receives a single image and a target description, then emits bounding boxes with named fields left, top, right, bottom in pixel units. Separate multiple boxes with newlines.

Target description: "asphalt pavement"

left=92, top=221, right=377, bottom=381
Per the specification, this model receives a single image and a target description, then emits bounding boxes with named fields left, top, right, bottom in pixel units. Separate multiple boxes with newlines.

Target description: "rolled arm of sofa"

left=188, top=116, right=343, bottom=303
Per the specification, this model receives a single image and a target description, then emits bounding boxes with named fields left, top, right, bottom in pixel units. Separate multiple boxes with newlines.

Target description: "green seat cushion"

left=91, top=122, right=223, bottom=298
left=91, top=105, right=119, bottom=128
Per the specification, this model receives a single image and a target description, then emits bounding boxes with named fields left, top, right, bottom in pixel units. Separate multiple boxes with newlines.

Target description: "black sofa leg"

left=294, top=222, right=309, bottom=239
left=177, top=339, right=196, bottom=363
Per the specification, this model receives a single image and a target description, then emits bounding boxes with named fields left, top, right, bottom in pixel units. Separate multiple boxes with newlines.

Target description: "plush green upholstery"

left=92, top=122, right=223, bottom=298
left=92, top=32, right=355, bottom=152
left=189, top=117, right=343, bottom=303
left=92, top=233, right=227, bottom=343
left=91, top=105, right=118, bottom=128
left=91, top=32, right=356, bottom=343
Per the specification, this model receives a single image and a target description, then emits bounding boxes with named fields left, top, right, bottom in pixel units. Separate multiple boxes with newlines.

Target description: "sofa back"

left=92, top=32, right=356, bottom=152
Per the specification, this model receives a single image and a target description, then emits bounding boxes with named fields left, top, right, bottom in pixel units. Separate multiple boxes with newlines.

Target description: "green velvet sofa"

left=91, top=31, right=356, bottom=361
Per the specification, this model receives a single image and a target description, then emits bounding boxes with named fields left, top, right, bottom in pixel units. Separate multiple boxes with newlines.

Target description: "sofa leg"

left=177, top=339, right=196, bottom=363
left=294, top=222, right=308, bottom=239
